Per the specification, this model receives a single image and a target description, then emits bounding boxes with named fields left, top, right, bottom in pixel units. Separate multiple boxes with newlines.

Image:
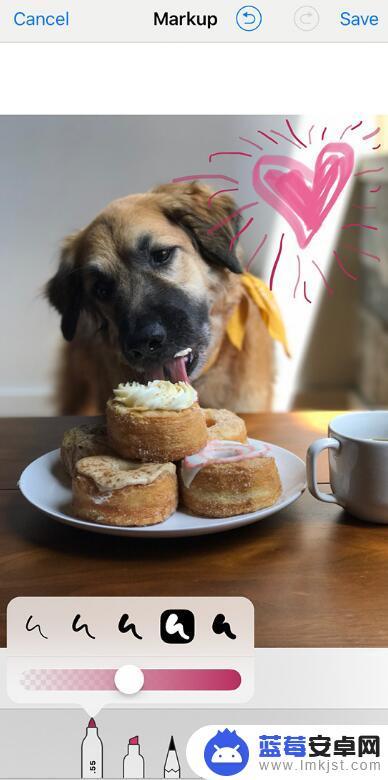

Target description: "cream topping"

left=113, top=380, right=197, bottom=411
left=181, top=439, right=270, bottom=488
left=76, top=455, right=175, bottom=491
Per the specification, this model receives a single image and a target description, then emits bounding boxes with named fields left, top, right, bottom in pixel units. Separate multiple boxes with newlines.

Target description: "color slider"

left=21, top=667, right=241, bottom=693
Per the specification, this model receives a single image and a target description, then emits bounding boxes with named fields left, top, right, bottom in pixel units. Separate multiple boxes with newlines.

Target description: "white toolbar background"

left=0, top=0, right=386, bottom=42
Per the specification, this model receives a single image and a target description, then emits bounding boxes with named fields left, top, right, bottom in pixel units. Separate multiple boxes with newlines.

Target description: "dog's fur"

left=46, top=182, right=273, bottom=414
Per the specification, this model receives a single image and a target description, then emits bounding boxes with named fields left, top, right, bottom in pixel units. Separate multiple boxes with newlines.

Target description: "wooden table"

left=2, top=412, right=388, bottom=648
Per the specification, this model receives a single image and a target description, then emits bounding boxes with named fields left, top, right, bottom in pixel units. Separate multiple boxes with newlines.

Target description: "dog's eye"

left=92, top=280, right=113, bottom=301
left=151, top=247, right=174, bottom=266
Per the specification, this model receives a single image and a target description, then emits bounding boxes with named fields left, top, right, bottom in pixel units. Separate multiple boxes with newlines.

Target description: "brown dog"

left=46, top=182, right=273, bottom=414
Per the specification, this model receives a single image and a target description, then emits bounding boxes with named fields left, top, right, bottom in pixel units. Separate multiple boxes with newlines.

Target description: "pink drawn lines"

left=304, top=282, right=311, bottom=304
left=293, top=255, right=301, bottom=299
left=358, top=249, right=381, bottom=262
left=239, top=136, right=264, bottom=151
left=333, top=250, right=358, bottom=281
left=354, top=166, right=384, bottom=177
left=252, top=142, right=355, bottom=249
left=340, top=119, right=362, bottom=139
left=172, top=174, right=239, bottom=185
left=209, top=151, right=252, bottom=163
left=362, top=127, right=380, bottom=141
left=271, top=130, right=303, bottom=149
left=207, top=201, right=259, bottom=234
left=340, top=124, right=353, bottom=140
left=207, top=187, right=239, bottom=207
left=344, top=245, right=380, bottom=263
left=257, top=129, right=278, bottom=144
left=269, top=233, right=285, bottom=291
left=230, top=217, right=254, bottom=251
left=173, top=117, right=384, bottom=308
left=246, top=233, right=268, bottom=271
left=342, top=222, right=378, bottom=231
left=285, top=118, right=307, bottom=149
left=312, top=260, right=334, bottom=295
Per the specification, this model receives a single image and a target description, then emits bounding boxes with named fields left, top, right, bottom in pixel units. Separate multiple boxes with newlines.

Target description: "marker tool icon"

left=123, top=736, right=145, bottom=778
left=81, top=718, right=103, bottom=779
left=164, top=736, right=181, bottom=778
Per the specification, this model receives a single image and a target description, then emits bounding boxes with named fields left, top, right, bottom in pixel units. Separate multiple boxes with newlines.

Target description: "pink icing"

left=183, top=439, right=270, bottom=470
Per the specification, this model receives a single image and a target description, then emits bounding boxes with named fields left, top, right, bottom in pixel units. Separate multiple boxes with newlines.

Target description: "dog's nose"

left=126, top=322, right=167, bottom=360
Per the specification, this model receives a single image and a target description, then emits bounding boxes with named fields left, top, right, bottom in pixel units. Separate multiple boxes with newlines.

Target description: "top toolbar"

left=0, top=1, right=386, bottom=41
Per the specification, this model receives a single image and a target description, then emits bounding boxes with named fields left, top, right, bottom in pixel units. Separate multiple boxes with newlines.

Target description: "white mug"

left=306, top=411, right=388, bottom=523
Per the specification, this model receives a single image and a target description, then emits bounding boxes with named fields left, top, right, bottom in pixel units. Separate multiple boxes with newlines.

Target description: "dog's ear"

left=155, top=181, right=243, bottom=274
left=46, top=232, right=83, bottom=341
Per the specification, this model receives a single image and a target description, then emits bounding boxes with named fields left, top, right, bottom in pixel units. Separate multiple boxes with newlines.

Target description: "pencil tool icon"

left=164, top=736, right=181, bottom=778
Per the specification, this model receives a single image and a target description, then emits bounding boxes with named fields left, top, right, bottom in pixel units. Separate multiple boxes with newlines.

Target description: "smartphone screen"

left=0, top=3, right=387, bottom=778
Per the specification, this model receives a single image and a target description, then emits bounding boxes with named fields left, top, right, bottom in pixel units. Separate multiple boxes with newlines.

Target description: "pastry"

left=61, top=423, right=112, bottom=477
left=204, top=408, right=247, bottom=443
left=72, top=455, right=178, bottom=527
left=106, top=380, right=208, bottom=462
left=179, top=439, right=281, bottom=517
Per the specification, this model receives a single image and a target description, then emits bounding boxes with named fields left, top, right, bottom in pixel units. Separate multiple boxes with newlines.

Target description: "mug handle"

left=306, top=437, right=341, bottom=504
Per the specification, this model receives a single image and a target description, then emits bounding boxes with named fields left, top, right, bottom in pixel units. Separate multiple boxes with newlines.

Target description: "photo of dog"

left=46, top=181, right=274, bottom=415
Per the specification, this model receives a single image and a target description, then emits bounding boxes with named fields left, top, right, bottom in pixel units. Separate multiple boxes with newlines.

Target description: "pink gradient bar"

left=21, top=668, right=241, bottom=692
left=143, top=669, right=241, bottom=691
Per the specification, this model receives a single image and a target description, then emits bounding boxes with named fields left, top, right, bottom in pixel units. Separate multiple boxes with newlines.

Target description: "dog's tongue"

left=148, top=366, right=165, bottom=381
left=145, top=357, right=190, bottom=383
left=165, top=356, right=190, bottom=383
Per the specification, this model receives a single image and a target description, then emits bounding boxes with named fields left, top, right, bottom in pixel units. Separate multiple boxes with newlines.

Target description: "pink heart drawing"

left=252, top=142, right=355, bottom=249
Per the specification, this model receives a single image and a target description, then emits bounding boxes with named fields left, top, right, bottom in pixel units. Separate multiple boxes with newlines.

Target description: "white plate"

left=18, top=440, right=306, bottom=538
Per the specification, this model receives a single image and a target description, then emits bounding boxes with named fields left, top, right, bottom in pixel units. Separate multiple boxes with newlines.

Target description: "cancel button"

left=13, top=10, right=70, bottom=26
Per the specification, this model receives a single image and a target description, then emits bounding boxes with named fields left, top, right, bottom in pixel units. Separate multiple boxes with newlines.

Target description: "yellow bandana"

left=226, top=272, right=290, bottom=357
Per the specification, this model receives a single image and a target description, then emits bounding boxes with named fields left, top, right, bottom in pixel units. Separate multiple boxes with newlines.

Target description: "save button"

left=339, top=11, right=380, bottom=27
left=13, top=11, right=70, bottom=26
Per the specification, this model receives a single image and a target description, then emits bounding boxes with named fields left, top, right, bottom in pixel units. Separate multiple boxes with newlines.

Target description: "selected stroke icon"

left=160, top=609, right=195, bottom=644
